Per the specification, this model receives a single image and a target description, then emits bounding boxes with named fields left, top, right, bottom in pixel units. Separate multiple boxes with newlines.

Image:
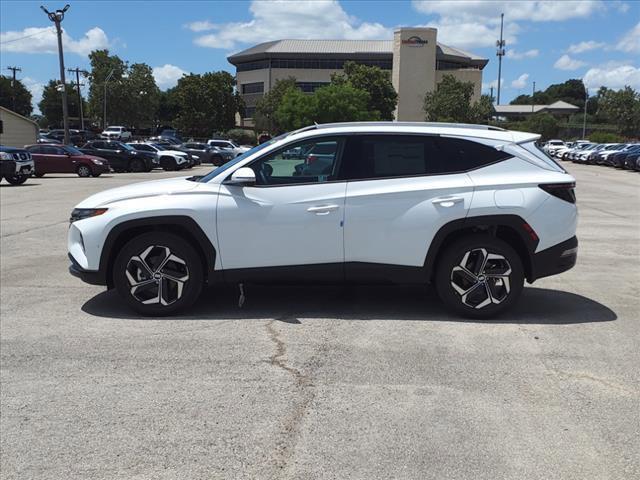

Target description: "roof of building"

left=494, top=100, right=580, bottom=115
left=228, top=39, right=488, bottom=68
left=0, top=106, right=39, bottom=127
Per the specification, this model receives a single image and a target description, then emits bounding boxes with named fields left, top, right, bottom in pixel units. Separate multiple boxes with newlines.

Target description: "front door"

left=216, top=137, right=346, bottom=282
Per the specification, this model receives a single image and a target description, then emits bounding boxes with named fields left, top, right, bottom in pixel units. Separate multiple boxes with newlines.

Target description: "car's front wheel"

left=77, top=165, right=92, bottom=177
left=4, top=174, right=28, bottom=185
left=113, top=232, right=204, bottom=316
left=435, top=235, right=524, bottom=319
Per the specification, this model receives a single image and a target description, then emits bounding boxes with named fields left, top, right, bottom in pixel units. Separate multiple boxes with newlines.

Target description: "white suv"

left=101, top=126, right=132, bottom=141
left=69, top=122, right=578, bottom=318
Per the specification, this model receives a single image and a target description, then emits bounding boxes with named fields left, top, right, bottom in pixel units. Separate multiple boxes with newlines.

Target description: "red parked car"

left=25, top=144, right=110, bottom=177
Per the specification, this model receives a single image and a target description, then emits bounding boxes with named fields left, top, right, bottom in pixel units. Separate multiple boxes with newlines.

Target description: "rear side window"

left=339, top=135, right=510, bottom=180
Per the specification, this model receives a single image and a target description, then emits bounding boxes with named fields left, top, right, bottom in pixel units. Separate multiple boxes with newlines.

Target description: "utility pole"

left=68, top=67, right=88, bottom=129
left=531, top=81, right=536, bottom=114
left=6, top=66, right=22, bottom=111
left=41, top=4, right=70, bottom=145
left=490, top=86, right=494, bottom=104
left=103, top=69, right=115, bottom=129
left=495, top=13, right=506, bottom=105
left=582, top=87, right=589, bottom=139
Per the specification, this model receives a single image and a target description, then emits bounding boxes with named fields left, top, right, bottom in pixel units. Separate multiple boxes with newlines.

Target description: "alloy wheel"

left=78, top=165, right=91, bottom=177
left=125, top=245, right=189, bottom=305
left=450, top=248, right=512, bottom=309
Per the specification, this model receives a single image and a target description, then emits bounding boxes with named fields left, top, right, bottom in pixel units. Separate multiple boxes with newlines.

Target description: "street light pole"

left=582, top=87, right=589, bottom=139
left=103, top=69, right=114, bottom=130
left=495, top=13, right=506, bottom=105
left=532, top=81, right=536, bottom=114
left=41, top=4, right=70, bottom=145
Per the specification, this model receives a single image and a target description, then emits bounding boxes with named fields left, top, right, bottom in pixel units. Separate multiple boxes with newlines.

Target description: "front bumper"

left=530, top=236, right=578, bottom=282
left=69, top=253, right=106, bottom=285
left=14, top=161, right=34, bottom=176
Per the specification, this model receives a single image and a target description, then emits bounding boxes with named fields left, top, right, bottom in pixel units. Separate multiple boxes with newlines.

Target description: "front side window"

left=249, top=138, right=342, bottom=186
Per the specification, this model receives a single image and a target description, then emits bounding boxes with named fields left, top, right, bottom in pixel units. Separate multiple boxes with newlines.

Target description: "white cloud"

left=21, top=77, right=45, bottom=114
left=482, top=78, right=504, bottom=91
left=616, top=22, right=640, bottom=54
left=191, top=0, right=391, bottom=50
left=506, top=48, right=539, bottom=60
left=583, top=63, right=640, bottom=90
left=412, top=1, right=604, bottom=23
left=511, top=73, right=529, bottom=89
left=185, top=21, right=216, bottom=32
left=0, top=26, right=110, bottom=56
left=567, top=40, right=606, bottom=54
left=153, top=64, right=187, bottom=90
left=419, top=18, right=519, bottom=49
left=554, top=54, right=587, bottom=71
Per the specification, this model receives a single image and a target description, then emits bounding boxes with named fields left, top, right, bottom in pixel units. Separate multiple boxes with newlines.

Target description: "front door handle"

left=432, top=196, right=464, bottom=207
left=307, top=204, right=340, bottom=215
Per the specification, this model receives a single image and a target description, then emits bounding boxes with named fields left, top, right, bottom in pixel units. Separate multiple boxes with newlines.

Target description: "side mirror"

left=226, top=167, right=256, bottom=186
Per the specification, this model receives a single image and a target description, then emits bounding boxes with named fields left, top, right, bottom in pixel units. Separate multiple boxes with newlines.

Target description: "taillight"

left=539, top=182, right=576, bottom=203
left=307, top=154, right=317, bottom=165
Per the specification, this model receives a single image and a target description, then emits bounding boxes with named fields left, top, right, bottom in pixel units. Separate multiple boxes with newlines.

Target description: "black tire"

left=35, top=172, right=45, bottom=178
left=5, top=175, right=28, bottom=185
left=212, top=155, right=223, bottom=166
left=77, top=164, right=92, bottom=177
left=129, top=158, right=146, bottom=173
left=435, top=234, right=524, bottom=319
left=113, top=232, right=203, bottom=316
left=160, top=156, right=176, bottom=171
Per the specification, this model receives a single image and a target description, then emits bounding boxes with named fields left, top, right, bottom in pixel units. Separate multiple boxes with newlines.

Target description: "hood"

left=75, top=176, right=200, bottom=208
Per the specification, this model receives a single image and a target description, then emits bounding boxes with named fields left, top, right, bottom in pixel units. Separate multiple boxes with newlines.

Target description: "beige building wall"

left=0, top=107, right=38, bottom=148
left=436, top=69, right=483, bottom=103
left=392, top=28, right=438, bottom=122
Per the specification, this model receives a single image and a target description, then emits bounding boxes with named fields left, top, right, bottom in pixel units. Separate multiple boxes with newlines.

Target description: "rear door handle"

left=307, top=204, right=340, bottom=215
left=432, top=196, right=464, bottom=207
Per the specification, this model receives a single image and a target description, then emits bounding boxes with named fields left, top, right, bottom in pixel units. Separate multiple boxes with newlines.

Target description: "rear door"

left=339, top=135, right=476, bottom=275
left=48, top=146, right=75, bottom=173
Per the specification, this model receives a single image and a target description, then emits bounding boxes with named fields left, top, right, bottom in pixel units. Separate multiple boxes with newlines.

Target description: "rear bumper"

left=68, top=254, right=106, bottom=286
left=530, top=236, right=578, bottom=282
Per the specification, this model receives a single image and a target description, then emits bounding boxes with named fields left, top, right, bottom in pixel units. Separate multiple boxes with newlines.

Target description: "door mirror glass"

left=226, top=167, right=256, bottom=186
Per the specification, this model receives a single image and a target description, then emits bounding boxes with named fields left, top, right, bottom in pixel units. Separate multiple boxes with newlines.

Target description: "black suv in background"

left=1, top=146, right=35, bottom=185
left=80, top=141, right=155, bottom=172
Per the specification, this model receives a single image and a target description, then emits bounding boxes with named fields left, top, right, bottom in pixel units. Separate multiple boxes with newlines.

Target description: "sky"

left=1, top=0, right=639, bottom=114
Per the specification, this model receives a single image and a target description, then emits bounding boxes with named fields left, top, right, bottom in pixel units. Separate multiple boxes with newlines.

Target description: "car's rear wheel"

left=212, top=155, right=223, bottom=166
left=113, top=232, right=203, bottom=316
left=77, top=165, right=92, bottom=177
left=4, top=175, right=28, bottom=185
left=130, top=158, right=146, bottom=173
left=435, top=235, right=524, bottom=319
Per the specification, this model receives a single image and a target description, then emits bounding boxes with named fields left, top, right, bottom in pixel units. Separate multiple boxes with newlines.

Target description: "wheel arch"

left=100, top=216, right=216, bottom=288
left=424, top=215, right=539, bottom=283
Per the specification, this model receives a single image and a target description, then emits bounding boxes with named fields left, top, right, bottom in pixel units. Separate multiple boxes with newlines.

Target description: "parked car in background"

left=127, top=142, right=191, bottom=171
left=620, top=146, right=640, bottom=169
left=80, top=141, right=152, bottom=172
left=44, top=129, right=92, bottom=146
left=100, top=126, right=132, bottom=142
left=206, top=139, right=250, bottom=157
left=0, top=146, right=34, bottom=185
left=543, top=139, right=565, bottom=155
left=25, top=144, right=110, bottom=177
left=148, top=136, right=182, bottom=147
left=37, top=134, right=62, bottom=144
left=179, top=142, right=234, bottom=165
left=605, top=144, right=639, bottom=168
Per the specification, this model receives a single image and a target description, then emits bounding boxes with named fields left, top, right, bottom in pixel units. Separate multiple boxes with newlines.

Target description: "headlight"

left=70, top=208, right=108, bottom=223
left=91, top=159, right=103, bottom=165
left=0, top=152, right=11, bottom=160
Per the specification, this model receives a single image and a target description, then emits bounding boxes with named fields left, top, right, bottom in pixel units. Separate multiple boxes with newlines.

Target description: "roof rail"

left=304, top=121, right=506, bottom=132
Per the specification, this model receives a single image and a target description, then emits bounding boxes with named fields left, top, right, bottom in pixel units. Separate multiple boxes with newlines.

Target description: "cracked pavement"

left=1, top=165, right=639, bottom=479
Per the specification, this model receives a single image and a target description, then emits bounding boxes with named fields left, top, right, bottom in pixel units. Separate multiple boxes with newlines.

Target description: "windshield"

left=120, top=143, right=135, bottom=151
left=106, top=127, right=120, bottom=131
left=63, top=146, right=83, bottom=156
left=152, top=144, right=167, bottom=151
left=198, top=135, right=286, bottom=183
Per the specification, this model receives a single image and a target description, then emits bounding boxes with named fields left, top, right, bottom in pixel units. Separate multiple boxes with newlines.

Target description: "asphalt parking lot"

left=1, top=164, right=639, bottom=480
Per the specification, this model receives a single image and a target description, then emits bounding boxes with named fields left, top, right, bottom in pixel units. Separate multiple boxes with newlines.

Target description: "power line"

left=0, top=28, right=55, bottom=45
left=68, top=67, right=89, bottom=129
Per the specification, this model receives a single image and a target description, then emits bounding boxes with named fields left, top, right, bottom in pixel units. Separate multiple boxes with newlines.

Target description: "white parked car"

left=127, top=142, right=191, bottom=171
left=101, top=126, right=132, bottom=141
left=206, top=139, right=250, bottom=157
left=69, top=122, right=578, bottom=318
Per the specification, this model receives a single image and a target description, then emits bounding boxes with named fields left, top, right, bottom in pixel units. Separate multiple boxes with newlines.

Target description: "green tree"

left=424, top=74, right=491, bottom=123
left=173, top=71, right=237, bottom=137
left=87, top=49, right=128, bottom=127
left=597, top=86, right=640, bottom=136
left=274, top=83, right=378, bottom=132
left=510, top=79, right=587, bottom=108
left=523, top=113, right=559, bottom=140
left=331, top=61, right=397, bottom=120
left=0, top=75, right=33, bottom=116
left=254, top=77, right=299, bottom=133
left=157, top=87, right=179, bottom=125
left=38, top=80, right=85, bottom=127
left=126, top=63, right=160, bottom=128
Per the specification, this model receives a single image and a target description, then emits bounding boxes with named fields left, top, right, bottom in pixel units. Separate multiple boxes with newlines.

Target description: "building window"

left=236, top=60, right=270, bottom=72
left=437, top=60, right=478, bottom=70
left=241, top=82, right=265, bottom=94
left=243, top=106, right=256, bottom=118
left=269, top=58, right=392, bottom=70
left=296, top=82, right=330, bottom=93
